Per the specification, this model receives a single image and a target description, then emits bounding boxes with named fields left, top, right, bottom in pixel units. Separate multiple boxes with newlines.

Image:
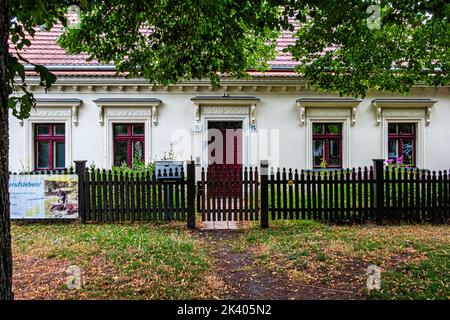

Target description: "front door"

left=207, top=120, right=243, bottom=197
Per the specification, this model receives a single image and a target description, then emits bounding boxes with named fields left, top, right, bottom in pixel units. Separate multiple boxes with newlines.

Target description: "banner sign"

left=9, top=174, right=79, bottom=219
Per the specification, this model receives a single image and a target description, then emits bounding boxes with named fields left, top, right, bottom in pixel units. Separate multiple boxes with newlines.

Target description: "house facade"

left=8, top=28, right=450, bottom=174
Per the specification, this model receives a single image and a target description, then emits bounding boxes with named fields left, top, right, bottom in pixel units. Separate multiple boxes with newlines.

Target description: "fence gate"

left=198, top=166, right=260, bottom=221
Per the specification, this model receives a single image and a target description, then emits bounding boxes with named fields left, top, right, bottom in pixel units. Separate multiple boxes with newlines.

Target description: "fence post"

left=186, top=160, right=196, bottom=229
left=260, top=160, right=269, bottom=228
left=74, top=160, right=87, bottom=223
left=372, top=159, right=385, bottom=225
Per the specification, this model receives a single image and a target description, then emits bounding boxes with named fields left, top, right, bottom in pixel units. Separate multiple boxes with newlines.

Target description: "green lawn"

left=12, top=223, right=214, bottom=299
left=11, top=220, right=449, bottom=300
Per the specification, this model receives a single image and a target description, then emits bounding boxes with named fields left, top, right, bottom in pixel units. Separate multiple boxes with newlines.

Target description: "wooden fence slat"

left=432, top=171, right=437, bottom=221
left=362, top=167, right=368, bottom=222
left=442, top=170, right=450, bottom=221
left=124, top=172, right=131, bottom=221
left=96, top=169, right=102, bottom=222
left=201, top=168, right=206, bottom=221
left=255, top=166, right=259, bottom=221
left=281, top=168, right=287, bottom=220
left=107, top=170, right=114, bottom=222
left=84, top=168, right=91, bottom=222
left=270, top=168, right=275, bottom=220
left=339, top=169, right=345, bottom=223
left=306, top=171, right=312, bottom=220
left=324, top=171, right=333, bottom=221
left=369, top=166, right=375, bottom=220
left=351, top=168, right=357, bottom=223
left=357, top=167, right=363, bottom=223
left=414, top=169, right=420, bottom=222
left=119, top=171, right=125, bottom=221
left=236, top=166, right=240, bottom=220
left=157, top=170, right=163, bottom=221
left=294, top=169, right=300, bottom=220
left=181, top=168, right=187, bottom=220
left=288, top=169, right=293, bottom=220
left=151, top=172, right=157, bottom=221
left=311, top=171, right=317, bottom=220
left=244, top=167, right=249, bottom=221
left=345, top=169, right=351, bottom=222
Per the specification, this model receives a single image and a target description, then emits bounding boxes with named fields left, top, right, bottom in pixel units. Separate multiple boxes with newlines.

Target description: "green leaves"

left=284, top=0, right=450, bottom=97
left=5, top=0, right=449, bottom=123
left=58, top=0, right=280, bottom=86
left=34, top=64, right=57, bottom=89
left=6, top=0, right=69, bottom=119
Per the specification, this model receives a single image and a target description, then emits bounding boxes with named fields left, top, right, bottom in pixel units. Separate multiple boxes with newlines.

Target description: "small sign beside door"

left=194, top=123, right=202, bottom=132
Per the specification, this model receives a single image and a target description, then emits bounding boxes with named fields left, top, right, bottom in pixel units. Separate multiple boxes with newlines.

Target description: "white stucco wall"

left=8, top=80, right=450, bottom=173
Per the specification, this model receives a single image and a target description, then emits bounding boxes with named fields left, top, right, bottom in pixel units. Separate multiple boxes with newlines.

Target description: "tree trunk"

left=0, top=0, right=13, bottom=300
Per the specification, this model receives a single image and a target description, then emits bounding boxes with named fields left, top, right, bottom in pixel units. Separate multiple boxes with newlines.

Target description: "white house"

left=8, top=26, right=450, bottom=174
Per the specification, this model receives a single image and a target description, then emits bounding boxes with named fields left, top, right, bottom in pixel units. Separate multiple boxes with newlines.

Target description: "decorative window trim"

left=93, top=98, right=162, bottom=126
left=296, top=98, right=361, bottom=126
left=34, top=124, right=66, bottom=170
left=372, top=98, right=436, bottom=126
left=103, top=111, right=152, bottom=168
left=113, top=124, right=145, bottom=167
left=312, top=123, right=343, bottom=168
left=191, top=95, right=259, bottom=127
left=201, top=115, right=250, bottom=169
left=387, top=123, right=417, bottom=166
left=381, top=117, right=425, bottom=168
left=19, top=98, right=82, bottom=127
left=306, top=116, right=351, bottom=169
left=25, top=118, right=72, bottom=171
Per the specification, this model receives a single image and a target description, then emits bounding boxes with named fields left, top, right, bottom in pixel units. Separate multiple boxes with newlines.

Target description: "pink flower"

left=396, top=156, right=403, bottom=164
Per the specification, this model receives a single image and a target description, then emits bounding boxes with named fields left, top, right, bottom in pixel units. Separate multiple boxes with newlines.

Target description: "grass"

left=12, top=222, right=214, bottom=299
left=238, top=220, right=450, bottom=299
left=12, top=219, right=450, bottom=300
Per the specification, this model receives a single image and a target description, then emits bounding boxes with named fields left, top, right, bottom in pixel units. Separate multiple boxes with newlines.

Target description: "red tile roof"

left=12, top=24, right=299, bottom=77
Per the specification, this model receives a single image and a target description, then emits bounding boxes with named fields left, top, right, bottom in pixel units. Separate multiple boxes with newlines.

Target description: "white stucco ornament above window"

left=93, top=98, right=162, bottom=126
left=371, top=98, right=437, bottom=126
left=19, top=98, right=82, bottom=126
left=296, top=98, right=362, bottom=126
left=191, top=95, right=260, bottom=126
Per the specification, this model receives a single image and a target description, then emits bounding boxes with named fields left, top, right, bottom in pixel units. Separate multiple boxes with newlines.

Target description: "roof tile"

left=12, top=24, right=298, bottom=77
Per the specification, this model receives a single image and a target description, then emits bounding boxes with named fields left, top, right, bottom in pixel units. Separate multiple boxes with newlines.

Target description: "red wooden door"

left=208, top=121, right=243, bottom=197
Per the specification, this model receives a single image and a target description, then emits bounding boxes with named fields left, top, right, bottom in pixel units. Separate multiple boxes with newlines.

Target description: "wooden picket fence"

left=383, top=167, right=450, bottom=223
left=267, top=167, right=375, bottom=223
left=197, top=166, right=259, bottom=222
left=10, top=160, right=450, bottom=227
left=80, top=167, right=188, bottom=222
left=262, top=161, right=450, bottom=225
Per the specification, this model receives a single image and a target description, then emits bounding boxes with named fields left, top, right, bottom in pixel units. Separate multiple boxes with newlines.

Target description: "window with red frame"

left=113, top=124, right=145, bottom=167
left=388, top=123, right=416, bottom=166
left=34, top=124, right=65, bottom=170
left=312, top=123, right=342, bottom=168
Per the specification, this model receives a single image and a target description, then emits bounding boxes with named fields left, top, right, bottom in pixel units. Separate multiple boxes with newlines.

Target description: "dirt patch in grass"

left=13, top=254, right=70, bottom=299
left=198, top=230, right=365, bottom=299
left=13, top=251, right=120, bottom=300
